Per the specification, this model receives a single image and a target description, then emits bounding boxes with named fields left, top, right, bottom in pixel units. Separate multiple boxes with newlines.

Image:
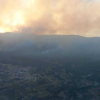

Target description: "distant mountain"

left=0, top=33, right=100, bottom=60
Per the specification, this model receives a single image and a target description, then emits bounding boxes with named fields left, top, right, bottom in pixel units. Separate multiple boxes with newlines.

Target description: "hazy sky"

left=0, top=0, right=100, bottom=37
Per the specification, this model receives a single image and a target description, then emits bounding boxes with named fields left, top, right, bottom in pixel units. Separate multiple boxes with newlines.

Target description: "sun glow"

left=0, top=28, right=5, bottom=33
left=0, top=12, right=25, bottom=32
left=12, top=12, right=25, bottom=26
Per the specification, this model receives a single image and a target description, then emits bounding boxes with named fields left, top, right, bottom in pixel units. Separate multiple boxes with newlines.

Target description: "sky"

left=0, top=0, right=100, bottom=37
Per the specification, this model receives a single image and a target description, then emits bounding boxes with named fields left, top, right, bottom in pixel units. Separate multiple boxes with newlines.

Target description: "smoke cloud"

left=0, top=0, right=100, bottom=37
